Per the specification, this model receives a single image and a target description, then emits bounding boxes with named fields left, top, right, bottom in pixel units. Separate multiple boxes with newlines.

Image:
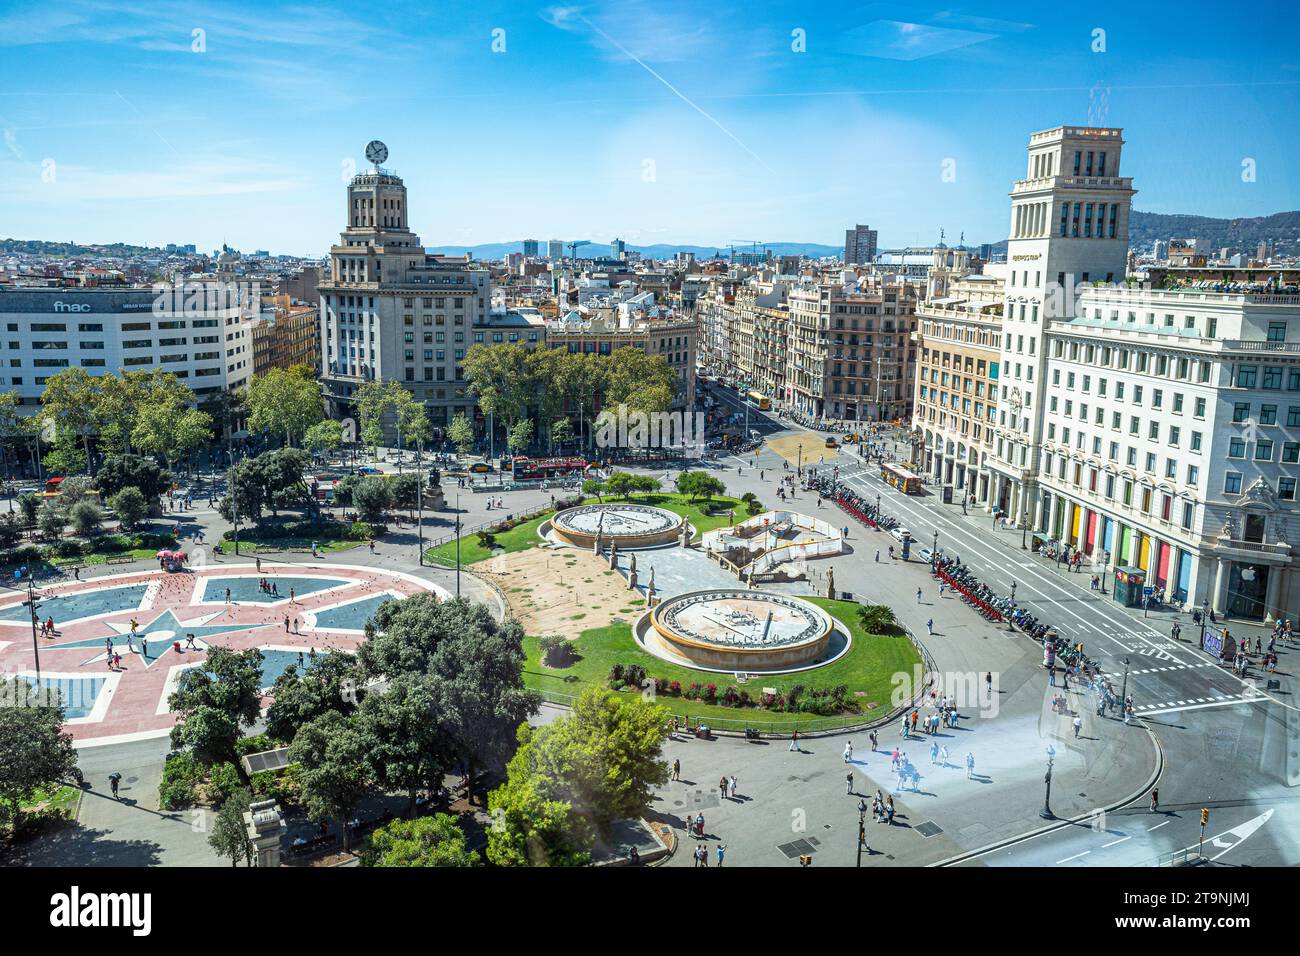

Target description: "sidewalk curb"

left=929, top=718, right=1165, bottom=867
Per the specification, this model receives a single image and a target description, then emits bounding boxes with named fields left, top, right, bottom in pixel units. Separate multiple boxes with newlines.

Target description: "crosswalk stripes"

left=1133, top=690, right=1255, bottom=714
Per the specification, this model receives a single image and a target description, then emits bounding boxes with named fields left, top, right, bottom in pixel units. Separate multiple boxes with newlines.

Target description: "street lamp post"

left=1021, top=504, right=1029, bottom=549
left=1120, top=656, right=1131, bottom=708
left=931, top=530, right=939, bottom=572
left=416, top=468, right=424, bottom=567
left=857, top=801, right=867, bottom=867
left=1008, top=580, right=1017, bottom=632
left=1039, top=754, right=1055, bottom=819
left=27, top=576, right=41, bottom=691
left=454, top=489, right=462, bottom=599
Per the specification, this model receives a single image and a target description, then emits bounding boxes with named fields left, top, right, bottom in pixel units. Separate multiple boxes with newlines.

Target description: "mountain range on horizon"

left=4, top=210, right=1299, bottom=263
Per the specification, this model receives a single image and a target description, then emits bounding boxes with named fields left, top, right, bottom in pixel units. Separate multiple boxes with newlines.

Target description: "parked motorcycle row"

left=803, top=473, right=1102, bottom=677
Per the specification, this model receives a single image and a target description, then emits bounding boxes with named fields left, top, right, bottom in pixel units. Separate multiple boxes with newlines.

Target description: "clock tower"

left=987, top=126, right=1136, bottom=527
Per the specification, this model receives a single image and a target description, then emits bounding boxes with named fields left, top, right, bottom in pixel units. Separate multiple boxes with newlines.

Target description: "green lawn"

left=425, top=511, right=554, bottom=566
left=522, top=598, right=921, bottom=730
left=424, top=492, right=750, bottom=569
left=598, top=492, right=745, bottom=539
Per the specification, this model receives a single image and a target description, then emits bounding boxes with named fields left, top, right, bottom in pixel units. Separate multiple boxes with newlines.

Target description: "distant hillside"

left=987, top=210, right=1300, bottom=255
left=0, top=237, right=169, bottom=257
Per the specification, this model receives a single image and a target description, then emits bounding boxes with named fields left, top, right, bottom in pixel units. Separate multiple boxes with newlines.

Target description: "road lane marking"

left=1055, top=851, right=1090, bottom=864
left=1101, top=836, right=1130, bottom=848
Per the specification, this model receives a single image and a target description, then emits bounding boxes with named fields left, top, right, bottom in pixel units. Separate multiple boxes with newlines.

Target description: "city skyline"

left=1, top=0, right=1298, bottom=256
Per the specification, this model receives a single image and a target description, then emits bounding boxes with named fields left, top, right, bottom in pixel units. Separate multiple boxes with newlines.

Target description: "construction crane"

left=729, top=239, right=768, bottom=261
left=566, top=239, right=592, bottom=259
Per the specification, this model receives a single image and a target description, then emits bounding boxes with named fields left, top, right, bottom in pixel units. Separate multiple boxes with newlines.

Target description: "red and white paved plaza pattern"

left=0, top=564, right=446, bottom=746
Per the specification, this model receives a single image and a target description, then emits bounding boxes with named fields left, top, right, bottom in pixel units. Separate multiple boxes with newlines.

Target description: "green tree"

left=39, top=368, right=101, bottom=467
left=108, top=487, right=149, bottom=532
left=447, top=413, right=474, bottom=457
left=486, top=723, right=593, bottom=867
left=631, top=474, right=662, bottom=497
left=605, top=348, right=675, bottom=415
left=42, top=433, right=88, bottom=477
left=0, top=513, right=22, bottom=549
left=208, top=787, right=255, bottom=866
left=246, top=365, right=323, bottom=447
left=265, top=654, right=364, bottom=744
left=37, top=500, right=66, bottom=539
left=357, top=674, right=448, bottom=817
left=352, top=476, right=392, bottom=523
left=550, top=418, right=574, bottom=448
left=362, top=813, right=479, bottom=867
left=581, top=478, right=607, bottom=503
left=304, top=419, right=345, bottom=458
left=168, top=648, right=266, bottom=765
left=857, top=604, right=900, bottom=635
left=389, top=472, right=421, bottom=516
left=506, top=419, right=534, bottom=456
left=69, top=499, right=102, bottom=536
left=132, top=402, right=211, bottom=471
left=288, top=711, right=369, bottom=851
left=675, top=470, right=725, bottom=503
left=528, top=687, right=669, bottom=835
left=18, top=493, right=40, bottom=532
left=95, top=455, right=170, bottom=500
left=462, top=344, right=536, bottom=437
left=604, top=470, right=636, bottom=499
left=0, top=679, right=79, bottom=832
left=358, top=596, right=538, bottom=802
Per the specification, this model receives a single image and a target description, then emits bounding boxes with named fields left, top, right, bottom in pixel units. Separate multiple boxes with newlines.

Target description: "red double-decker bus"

left=511, top=456, right=588, bottom=481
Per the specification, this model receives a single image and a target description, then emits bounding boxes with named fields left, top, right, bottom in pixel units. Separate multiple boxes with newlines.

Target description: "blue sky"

left=1, top=0, right=1297, bottom=255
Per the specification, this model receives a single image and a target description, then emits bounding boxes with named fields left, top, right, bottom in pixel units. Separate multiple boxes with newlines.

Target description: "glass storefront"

left=1227, top=563, right=1268, bottom=621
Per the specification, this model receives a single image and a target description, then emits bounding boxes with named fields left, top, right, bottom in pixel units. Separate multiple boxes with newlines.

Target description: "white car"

left=890, top=526, right=912, bottom=543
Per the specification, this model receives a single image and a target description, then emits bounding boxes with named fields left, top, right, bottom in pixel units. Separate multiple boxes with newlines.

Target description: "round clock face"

left=365, top=140, right=388, bottom=165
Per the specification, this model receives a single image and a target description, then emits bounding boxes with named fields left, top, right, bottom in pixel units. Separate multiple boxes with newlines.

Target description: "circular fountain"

left=640, top=589, right=841, bottom=672
left=548, top=503, right=685, bottom=549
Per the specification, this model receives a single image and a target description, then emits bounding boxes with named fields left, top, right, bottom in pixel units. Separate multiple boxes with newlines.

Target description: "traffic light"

left=1200, top=808, right=1209, bottom=827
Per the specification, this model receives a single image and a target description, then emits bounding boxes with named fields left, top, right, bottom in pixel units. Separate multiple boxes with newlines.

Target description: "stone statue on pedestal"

left=827, top=565, right=835, bottom=599
left=609, top=541, right=619, bottom=569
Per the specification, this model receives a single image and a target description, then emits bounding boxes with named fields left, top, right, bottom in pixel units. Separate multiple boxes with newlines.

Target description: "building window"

left=1224, top=472, right=1242, bottom=495
left=1281, top=478, right=1297, bottom=501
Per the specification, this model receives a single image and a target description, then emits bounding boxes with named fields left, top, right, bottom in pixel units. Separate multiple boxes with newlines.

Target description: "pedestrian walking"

left=910, top=709, right=919, bottom=733
left=729, top=774, right=737, bottom=798
left=875, top=549, right=880, bottom=562
left=846, top=770, right=855, bottom=795
left=965, top=752, right=975, bottom=779
left=719, top=776, right=728, bottom=801
left=672, top=758, right=680, bottom=781
left=109, top=772, right=121, bottom=799
left=930, top=741, right=940, bottom=764
left=916, top=588, right=923, bottom=604
left=869, top=730, right=878, bottom=751
left=926, top=618, right=933, bottom=636
left=939, top=745, right=948, bottom=767
left=1150, top=788, right=1159, bottom=813
left=789, top=729, right=802, bottom=752
left=1072, top=715, right=1082, bottom=738
left=843, top=741, right=853, bottom=763
left=716, top=843, right=726, bottom=867
left=284, top=615, right=290, bottom=632
left=899, top=716, right=909, bottom=738
left=985, top=671, right=993, bottom=697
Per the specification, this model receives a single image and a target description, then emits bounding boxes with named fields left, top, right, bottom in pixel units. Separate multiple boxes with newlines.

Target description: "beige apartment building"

left=788, top=279, right=920, bottom=421
left=912, top=268, right=1004, bottom=501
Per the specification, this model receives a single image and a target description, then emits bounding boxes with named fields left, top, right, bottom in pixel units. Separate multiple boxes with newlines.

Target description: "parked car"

left=890, top=526, right=912, bottom=543
left=357, top=466, right=383, bottom=476
left=469, top=462, right=494, bottom=474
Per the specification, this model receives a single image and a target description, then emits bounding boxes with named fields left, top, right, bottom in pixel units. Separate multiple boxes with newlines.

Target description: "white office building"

left=0, top=285, right=257, bottom=411
left=981, top=125, right=1300, bottom=621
